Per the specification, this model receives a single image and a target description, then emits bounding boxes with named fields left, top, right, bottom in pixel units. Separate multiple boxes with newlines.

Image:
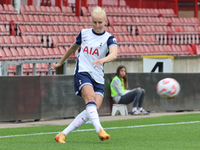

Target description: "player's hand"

left=50, top=62, right=62, bottom=70
left=93, top=59, right=104, bottom=67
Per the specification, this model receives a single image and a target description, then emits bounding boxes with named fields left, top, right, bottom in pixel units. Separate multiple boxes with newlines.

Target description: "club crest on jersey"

left=113, top=38, right=117, bottom=44
left=83, top=46, right=99, bottom=56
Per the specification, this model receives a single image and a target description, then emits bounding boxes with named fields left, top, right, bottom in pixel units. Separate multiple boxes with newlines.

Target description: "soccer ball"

left=156, top=78, right=180, bottom=99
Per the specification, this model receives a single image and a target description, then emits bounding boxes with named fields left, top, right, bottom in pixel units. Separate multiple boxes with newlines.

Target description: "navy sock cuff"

left=86, top=102, right=96, bottom=107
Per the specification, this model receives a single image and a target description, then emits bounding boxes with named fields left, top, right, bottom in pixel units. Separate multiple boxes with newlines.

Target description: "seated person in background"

left=110, top=65, right=150, bottom=115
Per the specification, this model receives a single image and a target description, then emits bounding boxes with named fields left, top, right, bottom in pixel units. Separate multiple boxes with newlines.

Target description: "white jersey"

left=74, top=28, right=117, bottom=84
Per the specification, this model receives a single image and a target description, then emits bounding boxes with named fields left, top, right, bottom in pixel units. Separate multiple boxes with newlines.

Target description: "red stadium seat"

left=51, top=36, right=59, bottom=48
left=29, top=47, right=40, bottom=59
left=52, top=25, right=60, bottom=35
left=57, top=36, right=67, bottom=47
left=35, top=47, right=46, bottom=59
left=81, top=7, right=88, bottom=16
left=16, top=47, right=25, bottom=59
left=58, top=47, right=67, bottom=55
left=10, top=36, right=19, bottom=47
left=3, top=36, right=12, bottom=47
left=59, top=16, right=67, bottom=25
left=22, top=15, right=31, bottom=25
left=35, top=5, right=43, bottom=15
left=0, top=25, right=9, bottom=35
left=61, top=6, right=74, bottom=16
left=4, top=4, right=17, bottom=15
left=48, top=25, right=55, bottom=35
left=16, top=36, right=25, bottom=47
left=24, top=25, right=33, bottom=35
left=41, top=6, right=48, bottom=15
left=10, top=47, right=21, bottom=60
left=51, top=47, right=61, bottom=59
left=0, top=4, right=5, bottom=14
left=23, top=47, right=34, bottom=59
left=0, top=48, right=7, bottom=60
left=58, top=26, right=66, bottom=35
left=21, top=36, right=31, bottom=47
left=41, top=48, right=51, bottom=59
left=128, top=45, right=137, bottom=57
left=4, top=47, right=15, bottom=60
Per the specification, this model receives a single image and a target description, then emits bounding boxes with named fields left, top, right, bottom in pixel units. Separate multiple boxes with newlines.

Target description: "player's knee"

left=88, top=96, right=96, bottom=102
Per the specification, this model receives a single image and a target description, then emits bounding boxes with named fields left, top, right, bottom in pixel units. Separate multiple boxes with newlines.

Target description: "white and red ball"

left=156, top=78, right=180, bottom=99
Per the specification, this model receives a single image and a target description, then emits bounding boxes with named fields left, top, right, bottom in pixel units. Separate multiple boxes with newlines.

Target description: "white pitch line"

left=0, top=121, right=200, bottom=139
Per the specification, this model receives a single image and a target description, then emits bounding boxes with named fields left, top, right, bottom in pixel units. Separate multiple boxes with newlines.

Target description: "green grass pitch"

left=0, top=113, right=200, bottom=150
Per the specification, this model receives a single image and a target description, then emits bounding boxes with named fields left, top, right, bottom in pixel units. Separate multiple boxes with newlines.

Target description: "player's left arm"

left=93, top=46, right=117, bottom=67
left=93, top=35, right=118, bottom=67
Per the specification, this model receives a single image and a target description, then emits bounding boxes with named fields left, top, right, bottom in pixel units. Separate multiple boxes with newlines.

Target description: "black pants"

left=118, top=89, right=145, bottom=107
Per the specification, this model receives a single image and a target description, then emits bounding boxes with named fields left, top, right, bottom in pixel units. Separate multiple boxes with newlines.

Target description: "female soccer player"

left=52, top=6, right=117, bottom=143
left=110, top=66, right=150, bottom=115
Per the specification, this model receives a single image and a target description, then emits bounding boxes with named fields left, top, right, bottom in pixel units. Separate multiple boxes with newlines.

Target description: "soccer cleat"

left=140, top=109, right=150, bottom=115
left=131, top=110, right=143, bottom=115
left=55, top=133, right=66, bottom=143
left=98, top=128, right=110, bottom=141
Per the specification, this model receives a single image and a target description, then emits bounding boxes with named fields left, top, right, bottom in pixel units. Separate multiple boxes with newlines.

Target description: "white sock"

left=132, top=107, right=137, bottom=112
left=61, top=110, right=89, bottom=136
left=138, top=107, right=143, bottom=112
left=86, top=102, right=102, bottom=133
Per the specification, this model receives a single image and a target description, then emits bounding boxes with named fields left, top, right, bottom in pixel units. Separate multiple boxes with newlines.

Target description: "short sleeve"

left=107, top=36, right=117, bottom=48
left=74, top=31, right=82, bottom=46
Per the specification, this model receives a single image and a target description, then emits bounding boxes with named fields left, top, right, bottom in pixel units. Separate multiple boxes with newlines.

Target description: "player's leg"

left=82, top=85, right=110, bottom=141
left=55, top=109, right=89, bottom=143
left=95, top=94, right=110, bottom=141
left=55, top=73, right=91, bottom=143
left=95, top=94, right=103, bottom=110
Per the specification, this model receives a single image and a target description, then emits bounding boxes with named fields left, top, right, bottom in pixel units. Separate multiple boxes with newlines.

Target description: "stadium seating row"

left=102, top=0, right=127, bottom=7
left=18, top=25, right=130, bottom=37
left=108, top=16, right=199, bottom=26
left=137, top=26, right=199, bottom=35
left=137, top=26, right=199, bottom=45
left=18, top=25, right=84, bottom=36
left=0, top=36, right=43, bottom=48
left=117, top=45, right=193, bottom=57
left=19, top=4, right=176, bottom=17
left=20, top=5, right=75, bottom=16
left=114, top=35, right=158, bottom=45
left=2, top=43, right=197, bottom=76
left=51, top=36, right=76, bottom=47
left=7, top=63, right=56, bottom=76
left=0, top=44, right=194, bottom=62
left=0, top=47, right=71, bottom=61
left=0, top=4, right=17, bottom=15
left=0, top=14, right=91, bottom=26
left=2, top=13, right=198, bottom=28
left=17, top=25, right=199, bottom=47
left=67, top=0, right=126, bottom=7
left=82, top=6, right=176, bottom=17
left=50, top=35, right=158, bottom=48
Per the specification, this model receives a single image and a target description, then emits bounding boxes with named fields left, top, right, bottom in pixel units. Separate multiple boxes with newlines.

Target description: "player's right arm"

left=52, top=44, right=79, bottom=70
left=52, top=30, right=82, bottom=70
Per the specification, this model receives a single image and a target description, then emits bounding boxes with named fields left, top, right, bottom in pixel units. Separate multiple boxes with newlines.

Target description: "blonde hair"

left=91, top=6, right=106, bottom=20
